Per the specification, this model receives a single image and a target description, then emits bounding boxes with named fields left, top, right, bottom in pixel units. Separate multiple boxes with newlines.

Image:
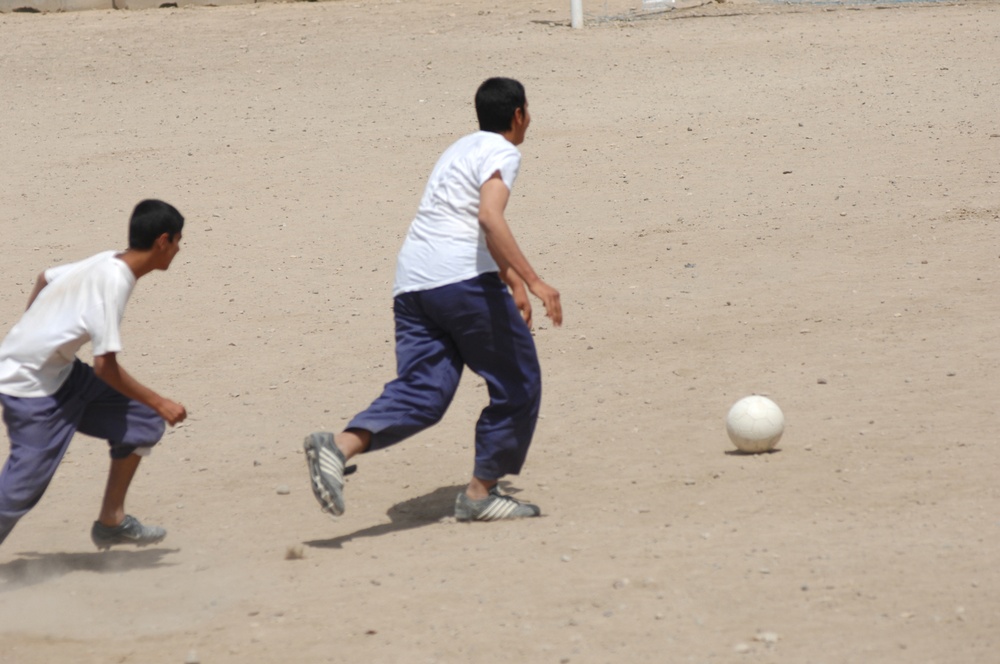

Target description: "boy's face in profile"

left=509, top=102, right=531, bottom=146
left=156, top=232, right=183, bottom=270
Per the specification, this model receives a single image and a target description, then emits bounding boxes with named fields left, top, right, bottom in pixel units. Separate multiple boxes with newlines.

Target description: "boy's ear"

left=154, top=232, right=171, bottom=249
left=507, top=108, right=521, bottom=132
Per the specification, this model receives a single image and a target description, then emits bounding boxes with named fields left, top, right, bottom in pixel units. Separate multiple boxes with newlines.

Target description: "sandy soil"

left=1, top=0, right=999, bottom=661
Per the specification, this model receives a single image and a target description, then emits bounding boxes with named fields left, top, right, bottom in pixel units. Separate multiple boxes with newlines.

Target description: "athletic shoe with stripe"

left=304, top=431, right=347, bottom=517
left=91, top=514, right=166, bottom=550
left=454, top=486, right=541, bottom=522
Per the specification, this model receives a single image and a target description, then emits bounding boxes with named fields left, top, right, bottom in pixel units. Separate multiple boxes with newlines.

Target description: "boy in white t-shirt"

left=0, top=200, right=188, bottom=549
left=305, top=78, right=562, bottom=522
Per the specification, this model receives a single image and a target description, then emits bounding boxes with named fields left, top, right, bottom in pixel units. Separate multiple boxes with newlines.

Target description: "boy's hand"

left=156, top=399, right=188, bottom=426
left=511, top=282, right=533, bottom=328
left=528, top=280, right=562, bottom=327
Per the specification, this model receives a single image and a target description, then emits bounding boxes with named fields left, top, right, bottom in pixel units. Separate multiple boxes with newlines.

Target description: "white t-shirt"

left=0, top=251, right=136, bottom=397
left=393, top=131, right=521, bottom=296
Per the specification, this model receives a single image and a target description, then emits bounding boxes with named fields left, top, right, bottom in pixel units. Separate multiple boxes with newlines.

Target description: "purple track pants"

left=0, top=360, right=165, bottom=545
left=348, top=272, right=542, bottom=481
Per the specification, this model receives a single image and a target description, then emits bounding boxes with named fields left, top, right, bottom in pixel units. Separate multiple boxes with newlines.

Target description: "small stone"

left=276, top=485, right=290, bottom=495
left=185, top=651, right=200, bottom=664
left=734, top=643, right=751, bottom=654
left=755, top=631, right=779, bottom=644
left=613, top=578, right=630, bottom=589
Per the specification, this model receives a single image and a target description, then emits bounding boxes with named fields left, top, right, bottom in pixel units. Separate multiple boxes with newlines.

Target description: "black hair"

left=128, top=199, right=184, bottom=250
left=475, top=77, right=526, bottom=134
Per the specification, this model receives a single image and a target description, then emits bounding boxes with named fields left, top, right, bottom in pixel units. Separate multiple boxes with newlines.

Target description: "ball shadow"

left=723, top=448, right=782, bottom=456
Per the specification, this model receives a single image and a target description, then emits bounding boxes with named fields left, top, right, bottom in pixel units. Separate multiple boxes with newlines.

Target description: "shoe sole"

left=304, top=432, right=346, bottom=518
left=92, top=525, right=166, bottom=551
left=93, top=533, right=166, bottom=551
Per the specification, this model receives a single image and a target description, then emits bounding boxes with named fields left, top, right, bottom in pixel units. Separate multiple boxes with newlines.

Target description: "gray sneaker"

left=304, top=431, right=346, bottom=517
left=91, top=515, right=166, bottom=550
left=455, top=486, right=541, bottom=522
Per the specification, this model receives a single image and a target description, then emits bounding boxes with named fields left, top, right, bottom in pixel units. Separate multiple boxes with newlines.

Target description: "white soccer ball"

left=726, top=395, right=785, bottom=453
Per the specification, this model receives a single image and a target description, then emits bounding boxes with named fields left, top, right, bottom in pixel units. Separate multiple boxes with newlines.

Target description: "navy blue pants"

left=0, top=360, right=165, bottom=545
left=348, top=272, right=541, bottom=481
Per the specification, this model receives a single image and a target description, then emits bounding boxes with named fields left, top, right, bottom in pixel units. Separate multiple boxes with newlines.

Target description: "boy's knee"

left=130, top=410, right=166, bottom=444
left=109, top=443, right=139, bottom=459
left=110, top=413, right=165, bottom=459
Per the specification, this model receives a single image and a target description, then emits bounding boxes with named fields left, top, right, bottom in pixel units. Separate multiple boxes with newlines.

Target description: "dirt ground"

left=1, top=0, right=998, bottom=661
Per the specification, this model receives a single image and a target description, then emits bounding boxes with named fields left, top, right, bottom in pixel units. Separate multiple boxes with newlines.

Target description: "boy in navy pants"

left=0, top=200, right=188, bottom=549
left=306, top=77, right=562, bottom=522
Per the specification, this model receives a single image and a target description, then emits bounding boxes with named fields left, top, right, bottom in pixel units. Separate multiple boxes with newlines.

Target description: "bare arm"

left=93, top=353, right=187, bottom=426
left=489, top=238, right=534, bottom=328
left=479, top=173, right=562, bottom=327
left=25, top=272, right=47, bottom=310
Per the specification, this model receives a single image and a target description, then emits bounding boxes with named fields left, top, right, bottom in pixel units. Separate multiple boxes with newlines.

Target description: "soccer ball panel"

left=726, top=395, right=785, bottom=453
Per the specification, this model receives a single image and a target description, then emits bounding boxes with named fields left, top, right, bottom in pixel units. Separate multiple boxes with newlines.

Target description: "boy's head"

left=475, top=78, right=527, bottom=134
left=129, top=199, right=184, bottom=250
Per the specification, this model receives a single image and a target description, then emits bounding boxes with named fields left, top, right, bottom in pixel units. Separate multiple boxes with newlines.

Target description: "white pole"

left=570, top=0, right=583, bottom=29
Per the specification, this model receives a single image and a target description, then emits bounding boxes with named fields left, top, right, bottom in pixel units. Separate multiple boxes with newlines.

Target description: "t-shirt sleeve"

left=478, top=144, right=521, bottom=192
left=44, top=260, right=79, bottom=285
left=87, top=269, right=130, bottom=356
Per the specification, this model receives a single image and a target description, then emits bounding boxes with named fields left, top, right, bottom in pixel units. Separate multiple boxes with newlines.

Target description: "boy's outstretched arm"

left=93, top=353, right=187, bottom=426
left=479, top=173, right=562, bottom=327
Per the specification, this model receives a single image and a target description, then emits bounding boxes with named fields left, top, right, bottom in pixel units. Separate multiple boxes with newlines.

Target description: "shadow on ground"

left=304, top=480, right=531, bottom=549
left=0, top=548, right=177, bottom=591
left=305, top=484, right=465, bottom=549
